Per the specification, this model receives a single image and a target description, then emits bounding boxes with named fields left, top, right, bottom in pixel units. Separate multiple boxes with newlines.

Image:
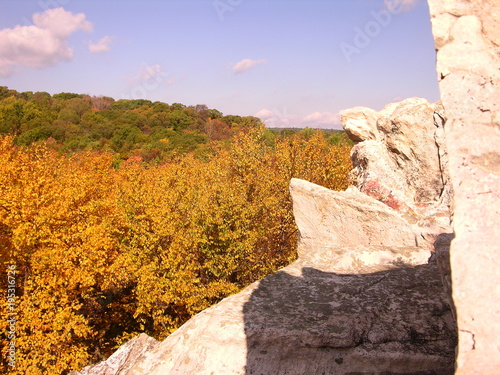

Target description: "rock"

left=243, top=257, right=456, bottom=375
left=73, top=254, right=456, bottom=375
left=343, top=98, right=450, bottom=217
left=434, top=233, right=456, bottom=320
left=428, top=1, right=500, bottom=373
left=289, top=178, right=417, bottom=258
left=341, top=106, right=379, bottom=142
left=70, top=333, right=159, bottom=375
left=341, top=98, right=453, bottom=250
left=73, top=180, right=456, bottom=375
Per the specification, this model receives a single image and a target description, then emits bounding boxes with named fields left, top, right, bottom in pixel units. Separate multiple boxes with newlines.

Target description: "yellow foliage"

left=0, top=128, right=351, bottom=374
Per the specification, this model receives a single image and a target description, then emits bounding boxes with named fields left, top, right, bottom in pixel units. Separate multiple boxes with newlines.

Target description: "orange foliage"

left=0, top=128, right=351, bottom=374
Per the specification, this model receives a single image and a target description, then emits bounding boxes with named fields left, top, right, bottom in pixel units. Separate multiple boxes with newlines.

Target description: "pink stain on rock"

left=362, top=180, right=402, bottom=211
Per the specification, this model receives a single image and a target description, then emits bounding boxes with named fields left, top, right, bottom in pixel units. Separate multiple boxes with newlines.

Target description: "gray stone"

left=73, top=250, right=456, bottom=375
left=344, top=98, right=451, bottom=218
left=341, top=106, right=379, bottom=142
left=434, top=233, right=456, bottom=320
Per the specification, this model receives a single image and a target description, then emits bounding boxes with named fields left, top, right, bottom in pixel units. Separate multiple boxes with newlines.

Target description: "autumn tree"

left=0, top=103, right=352, bottom=375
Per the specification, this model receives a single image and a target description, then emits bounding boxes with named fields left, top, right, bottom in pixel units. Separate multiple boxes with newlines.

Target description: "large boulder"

left=341, top=98, right=453, bottom=249
left=289, top=178, right=418, bottom=257
left=76, top=259, right=456, bottom=374
left=427, top=1, right=500, bottom=373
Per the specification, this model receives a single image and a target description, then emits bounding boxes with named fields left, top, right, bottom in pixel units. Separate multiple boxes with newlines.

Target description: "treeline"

left=0, top=87, right=353, bottom=375
left=0, top=87, right=349, bottom=162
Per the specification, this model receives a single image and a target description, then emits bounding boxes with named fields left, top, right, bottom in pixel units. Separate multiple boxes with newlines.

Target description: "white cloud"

left=303, top=111, right=341, bottom=125
left=232, top=58, right=266, bottom=74
left=255, top=107, right=295, bottom=127
left=255, top=109, right=275, bottom=118
left=255, top=108, right=341, bottom=129
left=121, top=63, right=173, bottom=99
left=123, top=63, right=172, bottom=86
left=0, top=7, right=92, bottom=77
left=384, top=0, right=420, bottom=12
left=88, top=35, right=113, bottom=53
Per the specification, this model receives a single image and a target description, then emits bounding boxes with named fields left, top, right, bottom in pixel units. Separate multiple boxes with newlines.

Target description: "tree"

left=170, top=102, right=186, bottom=111
left=112, top=99, right=153, bottom=111
left=208, top=108, right=223, bottom=119
left=0, top=97, right=24, bottom=134
left=0, top=127, right=352, bottom=374
left=52, top=92, right=83, bottom=101
left=204, top=119, right=231, bottom=141
left=110, top=124, right=147, bottom=155
left=169, top=110, right=193, bottom=131
left=90, top=96, right=114, bottom=110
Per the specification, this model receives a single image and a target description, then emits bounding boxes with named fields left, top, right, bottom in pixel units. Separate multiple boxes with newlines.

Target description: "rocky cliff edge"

left=71, top=98, right=458, bottom=375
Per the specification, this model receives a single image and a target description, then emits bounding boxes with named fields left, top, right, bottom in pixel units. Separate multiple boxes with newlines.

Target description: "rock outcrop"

left=70, top=0, right=500, bottom=371
left=74, top=240, right=456, bottom=375
left=72, top=98, right=458, bottom=374
left=341, top=98, right=452, bottom=248
left=427, top=1, right=500, bottom=373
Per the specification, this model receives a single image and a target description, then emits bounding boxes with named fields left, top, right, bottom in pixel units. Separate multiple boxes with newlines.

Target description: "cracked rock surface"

left=428, top=1, right=500, bottom=373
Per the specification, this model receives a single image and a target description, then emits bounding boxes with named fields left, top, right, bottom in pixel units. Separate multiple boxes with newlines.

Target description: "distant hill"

left=268, top=127, right=344, bottom=133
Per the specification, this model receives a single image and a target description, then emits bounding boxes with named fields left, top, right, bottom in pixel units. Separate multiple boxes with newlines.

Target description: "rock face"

left=427, top=1, right=500, bottom=374
left=341, top=98, right=452, bottom=248
left=290, top=180, right=418, bottom=257
left=72, top=97, right=458, bottom=374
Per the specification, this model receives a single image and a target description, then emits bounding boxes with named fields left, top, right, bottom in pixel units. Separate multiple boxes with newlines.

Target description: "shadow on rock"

left=243, top=263, right=457, bottom=375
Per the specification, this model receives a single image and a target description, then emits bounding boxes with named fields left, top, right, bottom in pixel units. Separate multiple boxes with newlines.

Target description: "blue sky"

left=0, top=0, right=439, bottom=129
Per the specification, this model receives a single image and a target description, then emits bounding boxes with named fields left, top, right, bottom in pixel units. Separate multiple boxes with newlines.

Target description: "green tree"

left=0, top=97, right=24, bottom=134
left=169, top=110, right=193, bottom=131
left=110, top=124, right=148, bottom=154
left=52, top=92, right=83, bottom=100
left=208, top=108, right=223, bottom=119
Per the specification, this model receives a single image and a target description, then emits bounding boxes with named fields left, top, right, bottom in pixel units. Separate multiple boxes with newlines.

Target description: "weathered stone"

left=73, top=178, right=456, bottom=375
left=70, top=333, right=159, bottom=375
left=73, top=249, right=456, bottom=375
left=341, top=106, right=379, bottom=142
left=289, top=178, right=417, bottom=257
left=344, top=98, right=451, bottom=218
left=243, top=258, right=456, bottom=375
left=342, top=98, right=453, bottom=251
left=434, top=233, right=456, bottom=321
left=428, top=0, right=500, bottom=373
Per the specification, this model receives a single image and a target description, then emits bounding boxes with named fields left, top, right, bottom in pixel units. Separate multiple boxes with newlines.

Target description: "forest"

left=0, top=87, right=352, bottom=374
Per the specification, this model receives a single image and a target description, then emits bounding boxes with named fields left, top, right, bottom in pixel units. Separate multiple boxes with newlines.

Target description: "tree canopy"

left=0, top=87, right=353, bottom=375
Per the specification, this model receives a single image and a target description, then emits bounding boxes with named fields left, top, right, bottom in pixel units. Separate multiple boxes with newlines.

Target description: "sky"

left=0, top=0, right=440, bottom=129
